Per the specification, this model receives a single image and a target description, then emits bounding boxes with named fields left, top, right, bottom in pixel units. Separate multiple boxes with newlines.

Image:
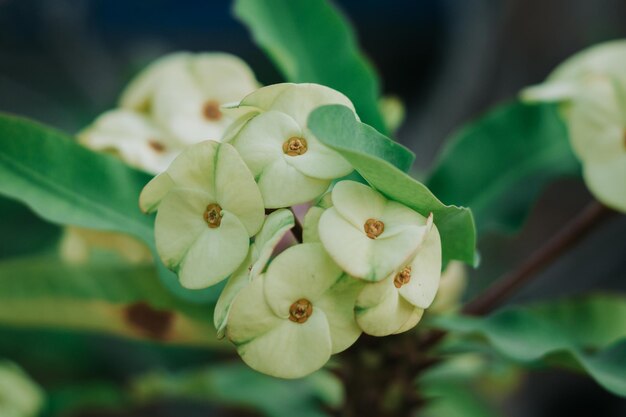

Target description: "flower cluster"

left=522, top=40, right=626, bottom=213
left=61, top=52, right=259, bottom=264
left=141, top=82, right=444, bottom=378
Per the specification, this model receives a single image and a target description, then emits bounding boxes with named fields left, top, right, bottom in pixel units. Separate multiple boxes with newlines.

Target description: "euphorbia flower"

left=226, top=83, right=355, bottom=208
left=214, top=209, right=295, bottom=338
left=318, top=180, right=433, bottom=281
left=226, top=243, right=362, bottom=379
left=121, top=52, right=260, bottom=145
left=78, top=109, right=178, bottom=175
left=139, top=141, right=264, bottom=289
left=356, top=216, right=441, bottom=336
left=521, top=40, right=626, bottom=212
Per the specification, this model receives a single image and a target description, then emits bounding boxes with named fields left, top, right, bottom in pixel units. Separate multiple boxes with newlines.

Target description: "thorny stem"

left=336, top=200, right=616, bottom=416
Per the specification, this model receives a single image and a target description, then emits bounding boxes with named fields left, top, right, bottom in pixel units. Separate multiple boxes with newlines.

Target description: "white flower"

left=318, top=180, right=433, bottom=281
left=226, top=83, right=355, bottom=208
left=429, top=261, right=467, bottom=314
left=355, top=216, right=441, bottom=336
left=78, top=109, right=179, bottom=175
left=521, top=40, right=626, bottom=212
left=0, top=361, right=43, bottom=417
left=226, top=243, right=362, bottom=379
left=140, top=141, right=264, bottom=289
left=121, top=52, right=260, bottom=145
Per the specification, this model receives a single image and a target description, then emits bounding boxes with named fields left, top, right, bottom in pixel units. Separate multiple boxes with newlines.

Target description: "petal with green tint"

left=214, top=143, right=265, bottom=236
left=356, top=278, right=415, bottom=336
left=177, top=210, right=250, bottom=289
left=393, top=307, right=424, bottom=334
left=319, top=207, right=422, bottom=281
left=214, top=249, right=254, bottom=338
left=303, top=206, right=324, bottom=243
left=331, top=180, right=386, bottom=230
left=269, top=83, right=356, bottom=127
left=227, top=276, right=284, bottom=346
left=238, top=310, right=332, bottom=379
left=257, top=159, right=330, bottom=208
left=250, top=209, right=295, bottom=279
left=284, top=132, right=353, bottom=180
left=239, top=83, right=293, bottom=110
left=264, top=243, right=344, bottom=318
left=398, top=224, right=442, bottom=309
left=139, top=173, right=176, bottom=213
left=584, top=156, right=626, bottom=212
left=315, top=275, right=364, bottom=353
left=231, top=110, right=301, bottom=176
left=154, top=188, right=210, bottom=269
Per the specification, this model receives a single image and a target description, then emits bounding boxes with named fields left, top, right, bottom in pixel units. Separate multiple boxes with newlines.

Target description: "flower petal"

left=331, top=181, right=387, bottom=230
left=269, top=83, right=356, bottom=127
left=392, top=307, right=424, bottom=335
left=231, top=111, right=301, bottom=176
left=237, top=309, right=332, bottom=379
left=355, top=277, right=414, bottom=336
left=303, top=206, right=324, bottom=243
left=316, top=275, right=364, bottom=353
left=264, top=243, right=344, bottom=318
left=214, top=249, right=254, bottom=339
left=214, top=143, right=265, bottom=236
left=239, top=83, right=294, bottom=110
left=257, top=159, right=330, bottom=208
left=398, top=224, right=442, bottom=309
left=176, top=210, right=250, bottom=289
left=190, top=53, right=259, bottom=101
left=285, top=132, right=353, bottom=180
left=584, top=155, right=626, bottom=212
left=250, top=209, right=295, bottom=279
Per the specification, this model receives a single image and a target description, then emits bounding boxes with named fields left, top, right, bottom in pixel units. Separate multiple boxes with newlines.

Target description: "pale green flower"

left=140, top=141, right=264, bottom=289
left=356, top=217, right=441, bottom=336
left=78, top=109, right=179, bottom=175
left=214, top=209, right=295, bottom=338
left=429, top=261, right=467, bottom=314
left=0, top=361, right=44, bottom=417
left=521, top=40, right=626, bottom=212
left=121, top=52, right=260, bottom=145
left=226, top=83, right=355, bottom=208
left=318, top=180, right=433, bottom=281
left=226, top=243, right=363, bottom=379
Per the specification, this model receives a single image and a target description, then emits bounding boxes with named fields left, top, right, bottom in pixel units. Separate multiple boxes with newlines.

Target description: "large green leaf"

left=0, top=113, right=215, bottom=302
left=233, top=0, right=388, bottom=134
left=308, top=105, right=477, bottom=266
left=132, top=364, right=343, bottom=417
left=0, top=197, right=60, bottom=259
left=0, top=255, right=226, bottom=349
left=431, top=294, right=626, bottom=397
left=427, top=101, right=580, bottom=234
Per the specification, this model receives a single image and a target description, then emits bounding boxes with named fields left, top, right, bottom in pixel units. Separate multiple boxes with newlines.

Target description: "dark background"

left=1, top=1, right=625, bottom=416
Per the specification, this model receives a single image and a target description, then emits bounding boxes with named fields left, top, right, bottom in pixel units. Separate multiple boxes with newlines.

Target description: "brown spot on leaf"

left=124, top=302, right=174, bottom=340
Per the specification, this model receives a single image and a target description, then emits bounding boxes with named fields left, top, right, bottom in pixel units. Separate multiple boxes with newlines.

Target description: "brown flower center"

left=203, top=203, right=223, bottom=228
left=282, top=137, right=308, bottom=156
left=393, top=266, right=412, bottom=288
left=289, top=298, right=313, bottom=323
left=202, top=100, right=223, bottom=121
left=364, top=218, right=385, bottom=239
left=148, top=140, right=166, bottom=153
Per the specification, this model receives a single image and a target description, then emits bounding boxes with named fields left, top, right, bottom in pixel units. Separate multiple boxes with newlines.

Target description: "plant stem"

left=463, top=200, right=614, bottom=316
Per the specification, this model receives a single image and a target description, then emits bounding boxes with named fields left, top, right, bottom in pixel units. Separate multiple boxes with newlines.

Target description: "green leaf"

left=0, top=254, right=226, bottom=349
left=0, top=197, right=60, bottom=259
left=431, top=294, right=626, bottom=397
left=308, top=105, right=476, bottom=266
left=0, top=113, right=216, bottom=302
left=427, top=101, right=581, bottom=234
left=233, top=0, right=388, bottom=134
left=132, top=364, right=343, bottom=417
left=418, top=383, right=504, bottom=417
